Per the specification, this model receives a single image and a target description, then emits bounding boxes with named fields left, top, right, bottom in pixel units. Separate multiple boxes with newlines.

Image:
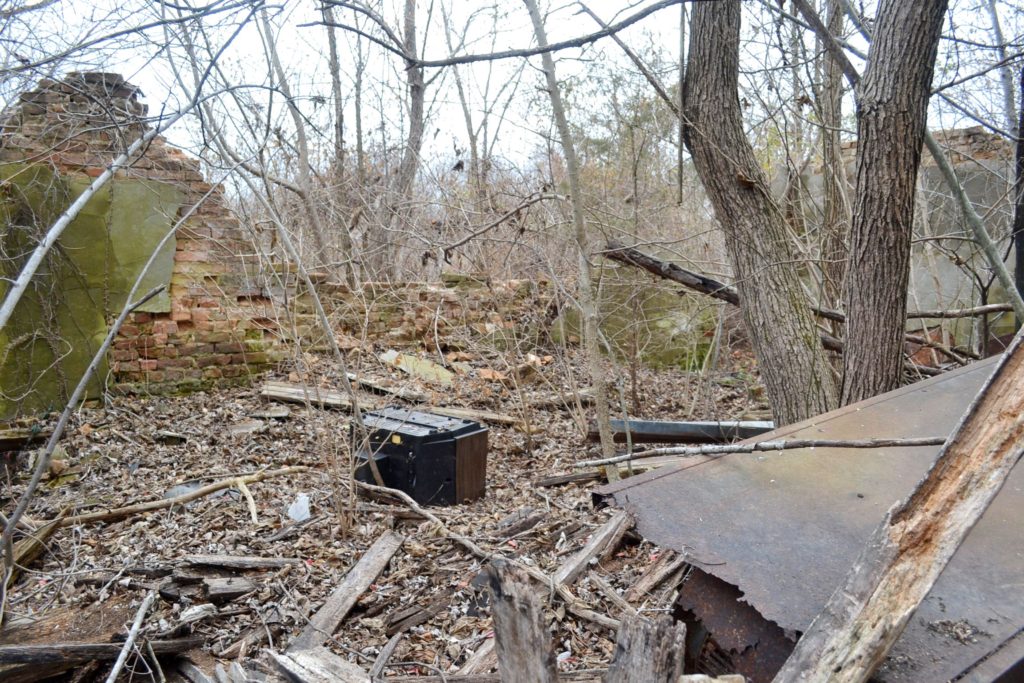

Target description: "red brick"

left=175, top=250, right=208, bottom=262
left=152, top=320, right=178, bottom=335
left=110, top=349, right=138, bottom=362
left=139, top=359, right=158, bottom=371
left=215, top=342, right=244, bottom=354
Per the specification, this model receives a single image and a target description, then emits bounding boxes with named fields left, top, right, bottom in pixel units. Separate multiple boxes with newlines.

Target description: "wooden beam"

left=261, top=381, right=374, bottom=411
left=487, top=560, right=558, bottom=683
left=774, top=330, right=1024, bottom=682
left=288, top=531, right=404, bottom=652
left=604, top=614, right=687, bottom=683
left=269, top=648, right=369, bottom=683
left=0, top=637, right=202, bottom=664
left=185, top=554, right=300, bottom=570
left=553, top=510, right=633, bottom=586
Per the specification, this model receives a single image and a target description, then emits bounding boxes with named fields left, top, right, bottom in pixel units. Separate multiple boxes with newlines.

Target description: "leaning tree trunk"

left=840, top=0, right=947, bottom=404
left=684, top=0, right=838, bottom=425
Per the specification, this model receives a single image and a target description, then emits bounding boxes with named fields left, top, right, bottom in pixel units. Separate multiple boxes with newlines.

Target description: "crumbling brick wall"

left=0, top=72, right=284, bottom=410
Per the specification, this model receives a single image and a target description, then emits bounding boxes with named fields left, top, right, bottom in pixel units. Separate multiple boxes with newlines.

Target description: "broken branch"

left=575, top=437, right=947, bottom=468
left=56, top=466, right=308, bottom=527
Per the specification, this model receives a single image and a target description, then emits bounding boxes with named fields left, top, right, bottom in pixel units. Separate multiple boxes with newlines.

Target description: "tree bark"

left=684, top=0, right=838, bottom=426
left=840, top=0, right=947, bottom=404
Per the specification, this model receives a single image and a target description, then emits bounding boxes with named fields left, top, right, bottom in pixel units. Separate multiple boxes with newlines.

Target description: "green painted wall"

left=0, top=163, right=182, bottom=419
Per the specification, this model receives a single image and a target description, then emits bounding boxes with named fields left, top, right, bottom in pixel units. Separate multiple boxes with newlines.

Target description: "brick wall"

left=0, top=72, right=285, bottom=398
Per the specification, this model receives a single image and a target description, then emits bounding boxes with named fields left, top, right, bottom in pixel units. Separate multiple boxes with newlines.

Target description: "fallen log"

left=773, top=329, right=1024, bottom=682
left=603, top=241, right=956, bottom=371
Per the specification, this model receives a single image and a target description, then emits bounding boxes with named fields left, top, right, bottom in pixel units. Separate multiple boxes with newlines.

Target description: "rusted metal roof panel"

left=598, top=357, right=1024, bottom=681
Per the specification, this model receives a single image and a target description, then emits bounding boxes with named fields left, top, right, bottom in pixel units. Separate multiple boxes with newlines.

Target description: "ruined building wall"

left=0, top=73, right=285, bottom=418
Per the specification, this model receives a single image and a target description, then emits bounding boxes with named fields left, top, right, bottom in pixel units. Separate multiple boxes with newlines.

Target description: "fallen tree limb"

left=575, top=437, right=947, bottom=468
left=773, top=329, right=1024, bottom=682
left=603, top=242, right=969, bottom=369
left=55, top=467, right=309, bottom=527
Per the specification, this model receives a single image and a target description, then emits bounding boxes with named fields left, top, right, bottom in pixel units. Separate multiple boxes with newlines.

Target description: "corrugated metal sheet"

left=598, top=357, right=1024, bottom=681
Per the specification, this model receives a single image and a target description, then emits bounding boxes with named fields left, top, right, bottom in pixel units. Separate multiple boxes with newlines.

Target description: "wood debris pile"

left=0, top=347, right=765, bottom=681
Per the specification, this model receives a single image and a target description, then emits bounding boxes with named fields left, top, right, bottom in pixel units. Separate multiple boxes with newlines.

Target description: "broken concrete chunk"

left=380, top=349, right=454, bottom=386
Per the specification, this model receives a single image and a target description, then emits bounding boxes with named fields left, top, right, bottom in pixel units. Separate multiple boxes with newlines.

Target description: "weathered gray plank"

left=288, top=530, right=404, bottom=652
left=487, top=560, right=558, bottom=683
left=605, top=614, right=686, bottom=683
left=552, top=510, right=632, bottom=586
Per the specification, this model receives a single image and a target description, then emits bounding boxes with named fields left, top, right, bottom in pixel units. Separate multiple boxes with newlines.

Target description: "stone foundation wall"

left=308, top=277, right=553, bottom=350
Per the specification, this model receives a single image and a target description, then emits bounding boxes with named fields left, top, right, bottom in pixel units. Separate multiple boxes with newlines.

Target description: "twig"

left=235, top=479, right=259, bottom=524
left=104, top=590, right=156, bottom=683
left=575, top=436, right=947, bottom=468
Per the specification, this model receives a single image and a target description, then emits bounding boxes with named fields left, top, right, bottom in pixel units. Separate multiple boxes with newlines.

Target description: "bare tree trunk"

left=322, top=5, right=359, bottom=286
left=323, top=4, right=346, bottom=173
left=984, top=0, right=1018, bottom=134
left=524, top=0, right=618, bottom=470
left=840, top=0, right=947, bottom=404
left=684, top=0, right=838, bottom=426
left=818, top=0, right=850, bottom=312
left=259, top=10, right=330, bottom=264
left=381, top=0, right=426, bottom=277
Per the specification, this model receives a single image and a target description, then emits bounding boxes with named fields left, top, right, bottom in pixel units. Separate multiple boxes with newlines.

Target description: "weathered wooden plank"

left=383, top=672, right=606, bottom=682
left=774, top=330, right=1024, bottom=682
left=185, top=554, right=300, bottom=570
left=346, top=372, right=429, bottom=402
left=0, top=637, right=202, bottom=664
left=261, top=381, right=375, bottom=411
left=204, top=576, right=257, bottom=602
left=268, top=648, right=369, bottom=683
left=288, top=531, right=404, bottom=652
left=487, top=560, right=558, bottom=683
left=604, top=614, right=686, bottom=683
left=553, top=510, right=632, bottom=586
left=624, top=551, right=688, bottom=603
left=417, top=405, right=521, bottom=427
